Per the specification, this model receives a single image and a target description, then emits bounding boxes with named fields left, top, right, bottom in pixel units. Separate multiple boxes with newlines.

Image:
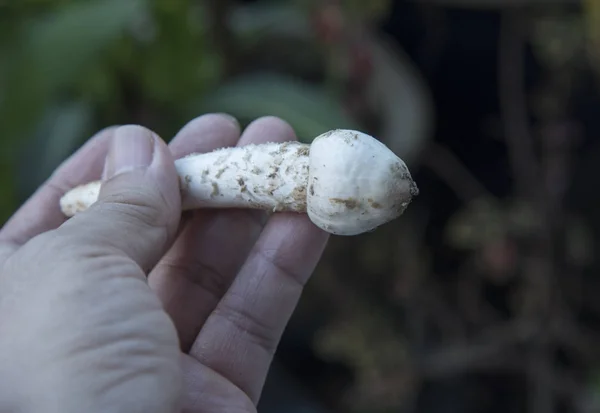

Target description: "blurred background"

left=2, top=0, right=600, bottom=412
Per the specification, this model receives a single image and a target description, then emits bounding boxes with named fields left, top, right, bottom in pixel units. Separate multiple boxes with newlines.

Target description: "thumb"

left=58, top=125, right=181, bottom=272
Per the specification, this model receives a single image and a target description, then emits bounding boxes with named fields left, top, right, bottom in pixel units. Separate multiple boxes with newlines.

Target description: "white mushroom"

left=59, top=129, right=419, bottom=236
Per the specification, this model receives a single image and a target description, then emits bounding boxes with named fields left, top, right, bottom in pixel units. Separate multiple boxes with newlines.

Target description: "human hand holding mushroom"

left=0, top=114, right=417, bottom=413
left=61, top=127, right=418, bottom=235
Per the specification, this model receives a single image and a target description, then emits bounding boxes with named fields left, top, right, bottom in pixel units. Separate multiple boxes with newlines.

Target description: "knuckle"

left=158, top=258, right=230, bottom=301
left=256, top=247, right=307, bottom=288
left=99, top=187, right=170, bottom=229
left=215, top=300, right=279, bottom=356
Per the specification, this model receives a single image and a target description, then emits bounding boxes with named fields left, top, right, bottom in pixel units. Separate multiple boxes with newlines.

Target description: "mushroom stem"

left=60, top=140, right=311, bottom=217
left=59, top=129, right=419, bottom=235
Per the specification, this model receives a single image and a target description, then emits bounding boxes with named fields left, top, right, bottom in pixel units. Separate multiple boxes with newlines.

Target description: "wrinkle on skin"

left=0, top=116, right=330, bottom=413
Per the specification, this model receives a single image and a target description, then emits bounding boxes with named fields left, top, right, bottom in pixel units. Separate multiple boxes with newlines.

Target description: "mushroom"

left=59, top=129, right=419, bottom=236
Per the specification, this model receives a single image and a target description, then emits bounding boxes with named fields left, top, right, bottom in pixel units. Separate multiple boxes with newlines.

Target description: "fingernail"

left=105, top=125, right=155, bottom=178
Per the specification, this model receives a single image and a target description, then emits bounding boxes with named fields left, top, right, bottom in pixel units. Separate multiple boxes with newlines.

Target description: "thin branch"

left=408, top=0, right=579, bottom=6
left=205, top=0, right=237, bottom=76
left=422, top=142, right=494, bottom=202
left=418, top=319, right=539, bottom=377
left=417, top=319, right=586, bottom=406
left=498, top=10, right=541, bottom=198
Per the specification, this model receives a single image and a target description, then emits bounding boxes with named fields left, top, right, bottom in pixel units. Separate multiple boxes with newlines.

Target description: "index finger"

left=187, top=212, right=329, bottom=404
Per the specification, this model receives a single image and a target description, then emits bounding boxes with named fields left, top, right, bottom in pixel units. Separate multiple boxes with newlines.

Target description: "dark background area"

left=2, top=1, right=600, bottom=412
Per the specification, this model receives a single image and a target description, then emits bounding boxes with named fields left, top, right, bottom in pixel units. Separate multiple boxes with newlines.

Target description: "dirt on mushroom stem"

left=59, top=129, right=418, bottom=236
left=176, top=140, right=311, bottom=213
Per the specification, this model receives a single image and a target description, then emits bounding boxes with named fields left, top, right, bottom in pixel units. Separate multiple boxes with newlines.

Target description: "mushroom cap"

left=306, top=129, right=418, bottom=236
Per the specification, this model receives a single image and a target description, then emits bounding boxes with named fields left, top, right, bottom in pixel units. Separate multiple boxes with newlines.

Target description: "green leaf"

left=137, top=2, right=220, bottom=104
left=363, top=32, right=433, bottom=161
left=229, top=2, right=312, bottom=40
left=188, top=73, right=360, bottom=142
left=0, top=160, right=17, bottom=227
left=23, top=0, right=146, bottom=88
left=228, top=2, right=323, bottom=77
left=15, top=100, right=94, bottom=201
left=0, top=0, right=147, bottom=146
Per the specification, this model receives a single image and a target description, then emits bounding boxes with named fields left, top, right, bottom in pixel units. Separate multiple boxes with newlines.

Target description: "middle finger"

left=149, top=115, right=298, bottom=351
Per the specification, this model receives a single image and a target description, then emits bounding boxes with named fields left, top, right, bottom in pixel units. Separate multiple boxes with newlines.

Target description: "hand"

left=0, top=115, right=329, bottom=413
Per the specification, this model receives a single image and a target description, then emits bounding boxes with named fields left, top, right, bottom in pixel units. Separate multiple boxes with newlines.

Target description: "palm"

left=0, top=115, right=329, bottom=413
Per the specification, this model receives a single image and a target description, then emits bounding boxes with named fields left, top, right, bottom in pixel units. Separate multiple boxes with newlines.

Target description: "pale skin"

left=0, top=115, right=329, bottom=413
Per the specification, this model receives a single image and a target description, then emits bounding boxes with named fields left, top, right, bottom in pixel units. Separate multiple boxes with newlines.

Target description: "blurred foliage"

left=190, top=73, right=359, bottom=138
left=4, top=0, right=416, bottom=223
left=0, top=1, right=434, bottom=409
left=9, top=1, right=600, bottom=413
left=0, top=0, right=432, bottom=225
